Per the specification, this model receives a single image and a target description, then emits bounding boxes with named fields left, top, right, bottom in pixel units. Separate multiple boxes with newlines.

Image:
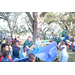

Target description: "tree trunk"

left=43, top=35, right=46, bottom=40
left=10, top=31, right=13, bottom=40
left=33, top=12, right=40, bottom=44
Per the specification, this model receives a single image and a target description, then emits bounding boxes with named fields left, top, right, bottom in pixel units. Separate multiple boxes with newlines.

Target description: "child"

left=26, top=53, right=36, bottom=62
left=22, top=47, right=28, bottom=58
left=0, top=43, right=13, bottom=62
left=1, top=43, right=8, bottom=52
left=11, top=41, right=22, bottom=60
left=1, top=51, right=11, bottom=62
left=56, top=40, right=69, bottom=62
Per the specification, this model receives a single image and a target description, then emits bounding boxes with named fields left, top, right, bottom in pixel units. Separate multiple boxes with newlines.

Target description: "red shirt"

left=0, top=55, right=13, bottom=62
left=0, top=56, right=3, bottom=62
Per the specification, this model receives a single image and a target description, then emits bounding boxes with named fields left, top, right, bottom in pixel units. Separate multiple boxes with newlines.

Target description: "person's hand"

left=26, top=46, right=28, bottom=48
left=32, top=45, right=35, bottom=47
left=55, top=44, right=58, bottom=47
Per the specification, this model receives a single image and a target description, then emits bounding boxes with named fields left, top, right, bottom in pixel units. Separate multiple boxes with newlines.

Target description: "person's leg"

left=66, top=55, right=69, bottom=62
left=61, top=56, right=69, bottom=62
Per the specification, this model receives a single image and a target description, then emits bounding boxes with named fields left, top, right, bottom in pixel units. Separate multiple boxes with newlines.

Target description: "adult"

left=35, top=36, right=42, bottom=48
left=54, top=34, right=61, bottom=62
left=54, top=34, right=61, bottom=45
left=23, top=36, right=33, bottom=54
left=35, top=36, right=42, bottom=62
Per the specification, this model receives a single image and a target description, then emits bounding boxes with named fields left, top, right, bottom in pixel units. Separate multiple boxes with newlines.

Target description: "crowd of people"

left=0, top=36, right=42, bottom=62
left=0, top=33, right=74, bottom=62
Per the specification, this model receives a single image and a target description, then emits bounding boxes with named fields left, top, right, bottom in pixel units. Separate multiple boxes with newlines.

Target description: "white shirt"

left=61, top=45, right=68, bottom=56
left=22, top=52, right=27, bottom=58
left=69, top=42, right=72, bottom=45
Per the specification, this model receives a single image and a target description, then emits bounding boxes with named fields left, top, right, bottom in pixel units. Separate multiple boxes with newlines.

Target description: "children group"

left=0, top=34, right=70, bottom=62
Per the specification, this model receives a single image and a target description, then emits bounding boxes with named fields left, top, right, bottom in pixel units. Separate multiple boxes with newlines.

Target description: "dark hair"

left=28, top=53, right=36, bottom=59
left=1, top=43, right=8, bottom=52
left=23, top=46, right=26, bottom=49
left=62, top=40, right=66, bottom=45
left=14, top=40, right=19, bottom=45
left=2, top=51, right=9, bottom=57
left=37, top=36, right=40, bottom=38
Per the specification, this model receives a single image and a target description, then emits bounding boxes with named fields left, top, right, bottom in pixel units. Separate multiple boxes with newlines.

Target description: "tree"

left=14, top=24, right=29, bottom=37
left=58, top=12, right=75, bottom=36
left=0, top=12, right=21, bottom=39
left=25, top=12, right=47, bottom=43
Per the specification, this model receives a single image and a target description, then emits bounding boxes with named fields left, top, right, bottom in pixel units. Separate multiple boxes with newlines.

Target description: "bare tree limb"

left=39, top=12, right=47, bottom=25
left=26, top=12, right=33, bottom=25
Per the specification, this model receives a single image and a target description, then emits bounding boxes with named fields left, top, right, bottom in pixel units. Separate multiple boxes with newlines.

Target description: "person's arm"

left=58, top=38, right=61, bottom=46
left=10, top=49, right=13, bottom=57
left=19, top=50, right=23, bottom=58
left=26, top=51, right=29, bottom=56
left=26, top=46, right=33, bottom=50
left=28, top=41, right=33, bottom=47
left=56, top=44, right=64, bottom=50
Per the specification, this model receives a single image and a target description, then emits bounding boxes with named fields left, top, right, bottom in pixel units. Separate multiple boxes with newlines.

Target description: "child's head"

left=14, top=41, right=19, bottom=47
left=3, top=51, right=9, bottom=58
left=23, top=47, right=27, bottom=51
left=61, top=40, right=66, bottom=45
left=1, top=43, right=8, bottom=52
left=28, top=53, right=36, bottom=62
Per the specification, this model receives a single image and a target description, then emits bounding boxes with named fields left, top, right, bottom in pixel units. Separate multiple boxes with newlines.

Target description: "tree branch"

left=39, top=12, right=47, bottom=25
left=26, top=12, right=33, bottom=25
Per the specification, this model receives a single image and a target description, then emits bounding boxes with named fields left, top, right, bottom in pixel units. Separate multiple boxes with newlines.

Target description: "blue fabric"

left=32, top=42, right=58, bottom=62
left=73, top=46, right=75, bottom=50
left=13, top=42, right=58, bottom=62
left=13, top=57, right=29, bottom=62
left=63, top=34, right=69, bottom=42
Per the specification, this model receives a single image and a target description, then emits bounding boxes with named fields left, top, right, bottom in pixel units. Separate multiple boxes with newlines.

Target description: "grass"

left=68, top=51, right=75, bottom=62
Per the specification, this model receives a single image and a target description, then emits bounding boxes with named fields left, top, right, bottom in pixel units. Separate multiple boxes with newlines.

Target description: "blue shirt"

left=12, top=46, right=20, bottom=60
left=1, top=57, right=11, bottom=62
left=10, top=46, right=23, bottom=59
